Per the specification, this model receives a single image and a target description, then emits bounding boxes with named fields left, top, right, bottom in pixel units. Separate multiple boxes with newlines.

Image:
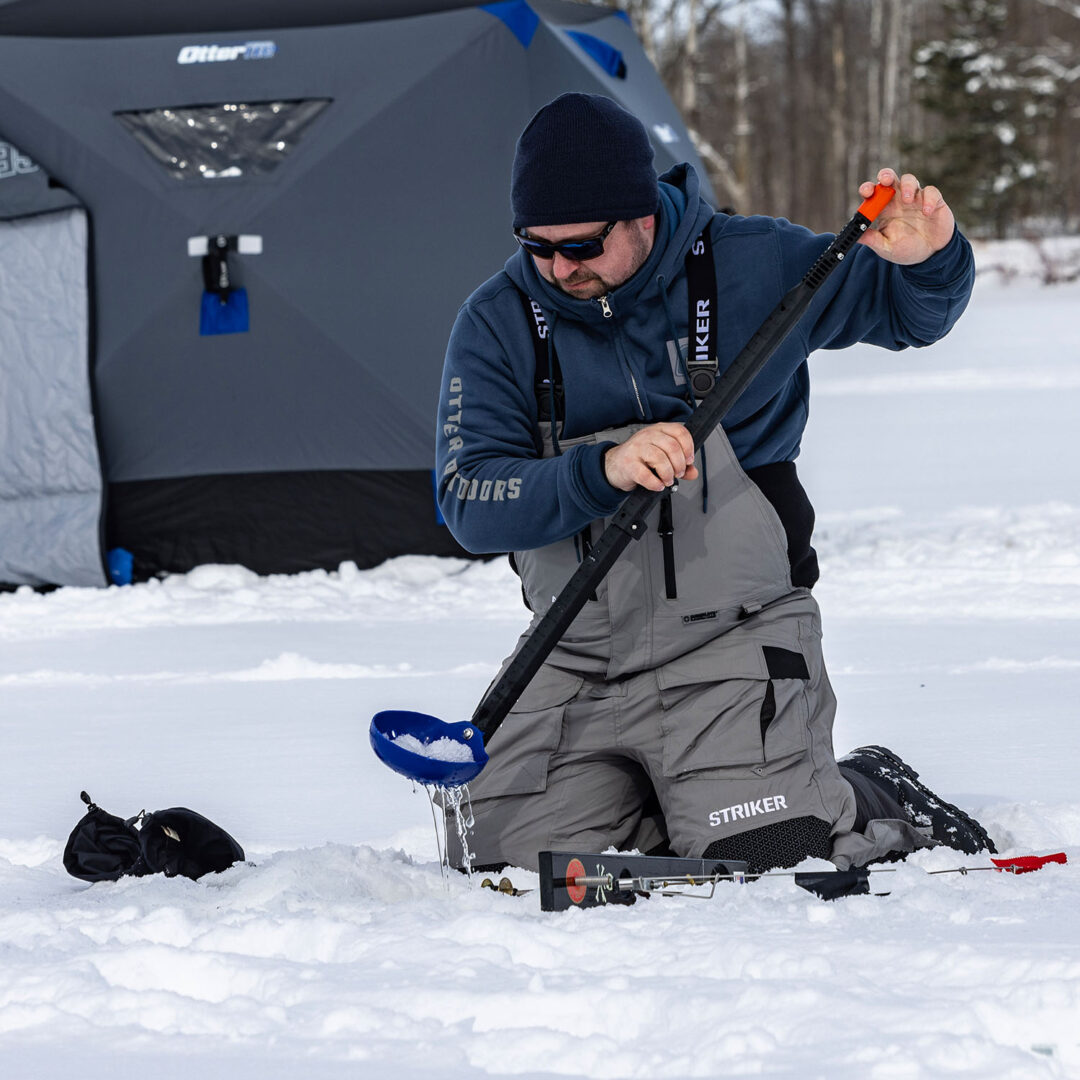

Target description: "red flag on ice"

left=991, top=853, right=1068, bottom=874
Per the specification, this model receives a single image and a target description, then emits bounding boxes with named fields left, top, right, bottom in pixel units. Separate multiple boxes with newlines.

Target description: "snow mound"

left=0, top=556, right=523, bottom=641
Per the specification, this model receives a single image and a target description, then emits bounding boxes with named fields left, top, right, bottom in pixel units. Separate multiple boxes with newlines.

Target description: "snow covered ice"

left=1, top=244, right=1078, bottom=1078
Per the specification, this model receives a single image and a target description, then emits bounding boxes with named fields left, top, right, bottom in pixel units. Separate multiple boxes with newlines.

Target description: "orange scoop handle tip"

left=857, top=183, right=895, bottom=223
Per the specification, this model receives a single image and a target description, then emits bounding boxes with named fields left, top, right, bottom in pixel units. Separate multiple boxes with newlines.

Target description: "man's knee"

left=701, top=814, right=832, bottom=874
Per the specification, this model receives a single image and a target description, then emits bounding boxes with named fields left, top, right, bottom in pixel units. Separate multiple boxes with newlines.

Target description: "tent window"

left=116, top=99, right=330, bottom=181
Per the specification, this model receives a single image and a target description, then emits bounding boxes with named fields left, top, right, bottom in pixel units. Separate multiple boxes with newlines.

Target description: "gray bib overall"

left=456, top=396, right=930, bottom=872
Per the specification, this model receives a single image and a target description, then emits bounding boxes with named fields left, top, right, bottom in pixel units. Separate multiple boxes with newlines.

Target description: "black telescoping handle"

left=471, top=186, right=895, bottom=740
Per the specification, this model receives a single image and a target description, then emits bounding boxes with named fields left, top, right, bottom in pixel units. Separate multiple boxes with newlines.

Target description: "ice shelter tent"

left=0, top=0, right=716, bottom=588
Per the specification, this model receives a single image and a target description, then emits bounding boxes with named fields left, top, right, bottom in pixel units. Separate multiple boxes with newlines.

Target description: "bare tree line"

left=593, top=0, right=1080, bottom=236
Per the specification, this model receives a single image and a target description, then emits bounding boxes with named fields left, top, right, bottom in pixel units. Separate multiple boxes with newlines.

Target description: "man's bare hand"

left=603, top=423, right=698, bottom=492
left=857, top=168, right=955, bottom=265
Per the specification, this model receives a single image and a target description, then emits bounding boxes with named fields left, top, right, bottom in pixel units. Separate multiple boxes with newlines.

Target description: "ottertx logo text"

left=441, top=375, right=522, bottom=502
left=177, top=41, right=277, bottom=64
left=709, top=794, right=787, bottom=828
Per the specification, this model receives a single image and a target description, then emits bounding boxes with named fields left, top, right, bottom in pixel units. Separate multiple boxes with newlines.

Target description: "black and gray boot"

left=839, top=745, right=997, bottom=855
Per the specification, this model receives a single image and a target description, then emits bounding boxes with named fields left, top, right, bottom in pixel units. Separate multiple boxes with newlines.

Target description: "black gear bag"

left=63, top=791, right=245, bottom=882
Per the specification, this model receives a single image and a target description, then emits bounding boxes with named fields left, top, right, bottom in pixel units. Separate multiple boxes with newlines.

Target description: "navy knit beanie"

left=511, top=93, right=659, bottom=229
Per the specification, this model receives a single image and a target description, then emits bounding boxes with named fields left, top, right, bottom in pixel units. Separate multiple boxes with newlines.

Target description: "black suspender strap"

left=517, top=290, right=563, bottom=424
left=657, top=489, right=677, bottom=599
left=684, top=227, right=718, bottom=400
left=661, top=226, right=717, bottom=598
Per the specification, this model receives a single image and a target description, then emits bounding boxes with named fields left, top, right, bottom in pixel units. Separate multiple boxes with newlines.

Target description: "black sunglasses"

left=513, top=221, right=617, bottom=261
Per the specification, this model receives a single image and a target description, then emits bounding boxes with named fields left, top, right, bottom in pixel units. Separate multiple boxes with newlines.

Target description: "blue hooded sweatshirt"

left=437, top=164, right=974, bottom=558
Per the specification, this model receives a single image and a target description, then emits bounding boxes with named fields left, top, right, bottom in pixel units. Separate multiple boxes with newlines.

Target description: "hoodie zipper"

left=627, top=368, right=645, bottom=417
left=597, top=292, right=646, bottom=419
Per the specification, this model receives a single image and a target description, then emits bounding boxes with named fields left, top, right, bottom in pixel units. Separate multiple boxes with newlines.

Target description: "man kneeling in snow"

left=435, top=93, right=995, bottom=874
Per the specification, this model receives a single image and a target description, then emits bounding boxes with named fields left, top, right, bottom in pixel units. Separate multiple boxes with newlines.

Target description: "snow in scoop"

left=390, top=732, right=475, bottom=763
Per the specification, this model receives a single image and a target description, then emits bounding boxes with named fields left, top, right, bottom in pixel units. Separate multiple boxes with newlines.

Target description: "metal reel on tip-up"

left=369, top=710, right=489, bottom=787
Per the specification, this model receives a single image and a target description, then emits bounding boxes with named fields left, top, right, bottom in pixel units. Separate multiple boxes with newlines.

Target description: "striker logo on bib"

left=708, top=794, right=788, bottom=828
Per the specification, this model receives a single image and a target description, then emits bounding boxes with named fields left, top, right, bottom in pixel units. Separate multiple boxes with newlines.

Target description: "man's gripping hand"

left=856, top=168, right=955, bottom=265
left=603, top=423, right=698, bottom=492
